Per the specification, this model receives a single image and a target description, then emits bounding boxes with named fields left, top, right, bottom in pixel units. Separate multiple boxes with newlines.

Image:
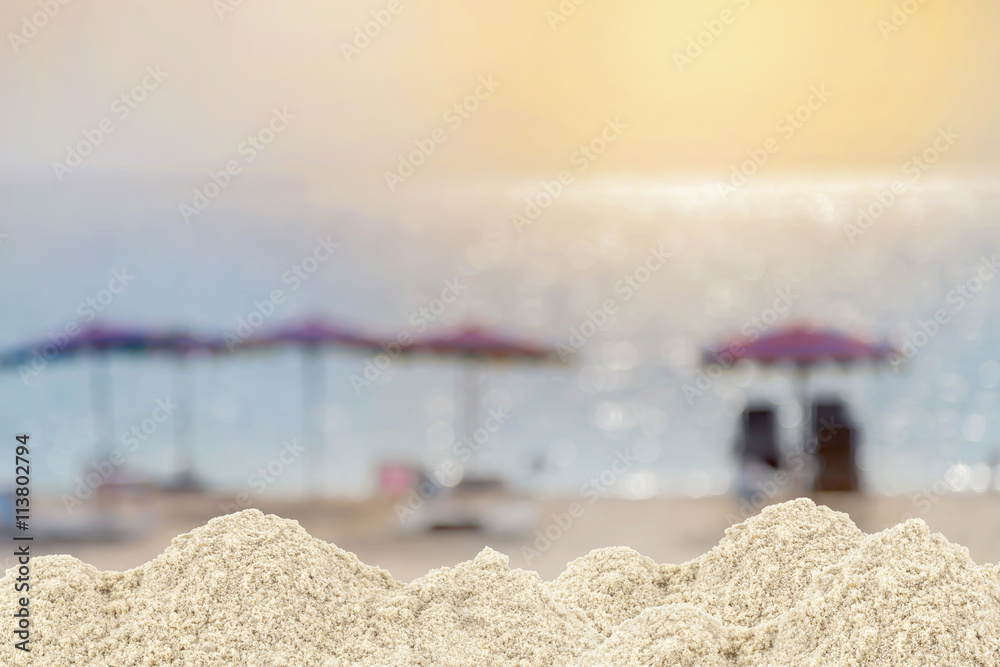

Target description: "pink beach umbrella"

left=402, top=325, right=559, bottom=473
left=703, top=324, right=894, bottom=449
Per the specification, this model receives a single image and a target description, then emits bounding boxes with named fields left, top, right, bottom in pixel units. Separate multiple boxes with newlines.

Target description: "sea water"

left=2, top=173, right=999, bottom=500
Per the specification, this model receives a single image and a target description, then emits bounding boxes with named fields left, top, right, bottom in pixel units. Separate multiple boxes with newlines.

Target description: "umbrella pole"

left=796, top=365, right=812, bottom=479
left=90, top=354, right=114, bottom=514
left=90, top=354, right=115, bottom=462
left=172, top=359, right=196, bottom=486
left=462, top=364, right=485, bottom=475
left=302, top=348, right=325, bottom=497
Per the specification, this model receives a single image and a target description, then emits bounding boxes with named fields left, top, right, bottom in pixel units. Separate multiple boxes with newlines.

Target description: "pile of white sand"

left=3, top=498, right=998, bottom=665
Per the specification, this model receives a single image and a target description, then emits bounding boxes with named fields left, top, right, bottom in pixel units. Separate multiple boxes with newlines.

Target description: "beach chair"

left=811, top=401, right=860, bottom=492
left=736, top=406, right=782, bottom=470
left=733, top=406, right=783, bottom=504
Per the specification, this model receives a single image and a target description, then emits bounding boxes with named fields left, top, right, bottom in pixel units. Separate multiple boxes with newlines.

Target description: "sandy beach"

left=6, top=497, right=999, bottom=665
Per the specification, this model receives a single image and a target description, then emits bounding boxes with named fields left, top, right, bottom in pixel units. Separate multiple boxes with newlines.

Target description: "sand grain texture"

left=3, top=499, right=999, bottom=666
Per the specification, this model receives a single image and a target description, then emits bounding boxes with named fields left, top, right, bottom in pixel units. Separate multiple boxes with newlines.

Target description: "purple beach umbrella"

left=704, top=323, right=895, bottom=451
left=238, top=317, right=381, bottom=494
left=402, top=325, right=560, bottom=473
left=1, top=323, right=227, bottom=488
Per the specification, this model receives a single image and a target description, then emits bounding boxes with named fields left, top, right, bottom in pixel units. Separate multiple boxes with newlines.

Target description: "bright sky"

left=2, top=0, right=998, bottom=198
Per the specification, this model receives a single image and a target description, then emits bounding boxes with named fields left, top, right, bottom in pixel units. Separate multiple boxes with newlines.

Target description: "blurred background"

left=2, top=0, right=1000, bottom=581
